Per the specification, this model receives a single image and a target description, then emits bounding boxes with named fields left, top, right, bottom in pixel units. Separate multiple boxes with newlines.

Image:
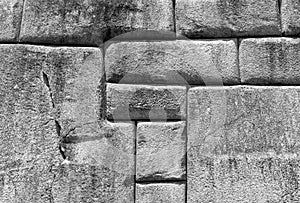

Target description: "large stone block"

left=176, top=0, right=281, bottom=38
left=105, top=40, right=239, bottom=85
left=136, top=183, right=186, bottom=203
left=0, top=44, right=64, bottom=202
left=107, top=83, right=187, bottom=121
left=0, top=44, right=103, bottom=202
left=20, top=0, right=174, bottom=45
left=0, top=0, right=23, bottom=41
left=282, top=0, right=300, bottom=35
left=188, top=86, right=300, bottom=202
left=54, top=122, right=135, bottom=203
left=240, top=38, right=300, bottom=84
left=136, top=122, right=186, bottom=181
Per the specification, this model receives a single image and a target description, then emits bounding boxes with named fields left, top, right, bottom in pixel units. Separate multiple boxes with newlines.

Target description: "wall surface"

left=1, top=0, right=300, bottom=202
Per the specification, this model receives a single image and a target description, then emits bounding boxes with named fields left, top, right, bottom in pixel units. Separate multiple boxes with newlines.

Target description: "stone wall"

left=1, top=0, right=300, bottom=202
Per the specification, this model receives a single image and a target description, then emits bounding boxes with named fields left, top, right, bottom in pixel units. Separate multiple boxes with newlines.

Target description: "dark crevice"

left=42, top=71, right=55, bottom=108
left=136, top=179, right=186, bottom=184
left=16, top=0, right=26, bottom=42
left=236, top=38, right=241, bottom=84
left=172, top=0, right=176, bottom=33
left=55, top=120, right=66, bottom=160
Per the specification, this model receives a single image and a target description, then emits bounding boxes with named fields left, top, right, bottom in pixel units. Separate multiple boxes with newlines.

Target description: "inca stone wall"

left=1, top=0, right=300, bottom=202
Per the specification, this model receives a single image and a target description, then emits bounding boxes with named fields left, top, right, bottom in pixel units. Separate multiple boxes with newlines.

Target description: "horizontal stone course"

left=136, top=121, right=186, bottom=181
left=240, top=38, right=300, bottom=84
left=176, top=0, right=281, bottom=38
left=136, top=183, right=185, bottom=203
left=106, top=83, right=187, bottom=121
left=105, top=40, right=239, bottom=85
left=19, top=0, right=174, bottom=45
left=188, top=86, right=300, bottom=202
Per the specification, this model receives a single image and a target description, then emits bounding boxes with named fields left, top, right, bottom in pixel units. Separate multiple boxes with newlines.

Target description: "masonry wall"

left=1, top=0, right=300, bottom=202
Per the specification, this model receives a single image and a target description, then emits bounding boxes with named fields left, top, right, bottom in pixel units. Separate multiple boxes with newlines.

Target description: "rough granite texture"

left=0, top=44, right=63, bottom=202
left=107, top=83, right=187, bottom=121
left=282, top=0, right=300, bottom=35
left=136, top=122, right=186, bottom=181
left=240, top=38, right=300, bottom=84
left=0, top=0, right=23, bottom=41
left=19, top=0, right=174, bottom=45
left=55, top=122, right=135, bottom=203
left=188, top=86, right=300, bottom=202
left=176, top=0, right=281, bottom=38
left=105, top=40, right=239, bottom=85
left=136, top=183, right=186, bottom=203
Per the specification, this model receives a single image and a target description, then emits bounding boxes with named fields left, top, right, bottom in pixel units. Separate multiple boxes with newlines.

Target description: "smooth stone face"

left=136, top=183, right=186, bottom=203
left=20, top=0, right=174, bottom=45
left=105, top=40, right=239, bottom=85
left=188, top=86, right=300, bottom=202
left=136, top=122, right=186, bottom=181
left=282, top=0, right=300, bottom=35
left=0, top=44, right=63, bottom=202
left=55, top=122, right=135, bottom=203
left=0, top=0, right=23, bottom=41
left=176, top=0, right=281, bottom=38
left=106, top=83, right=187, bottom=121
left=240, top=38, right=300, bottom=84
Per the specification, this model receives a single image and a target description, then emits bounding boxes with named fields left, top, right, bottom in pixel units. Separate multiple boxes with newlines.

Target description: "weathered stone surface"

left=54, top=122, right=135, bottom=203
left=282, top=0, right=300, bottom=35
left=20, top=0, right=174, bottom=45
left=0, top=0, right=23, bottom=41
left=176, top=0, right=281, bottom=38
left=136, top=122, right=186, bottom=181
left=107, top=83, right=187, bottom=120
left=0, top=44, right=63, bottom=202
left=188, top=86, right=300, bottom=202
left=240, top=38, right=300, bottom=84
left=136, top=183, right=185, bottom=203
left=105, top=40, right=239, bottom=85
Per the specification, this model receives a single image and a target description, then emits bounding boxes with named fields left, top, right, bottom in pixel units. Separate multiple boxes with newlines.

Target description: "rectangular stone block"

left=188, top=86, right=300, bottom=202
left=107, top=83, right=187, bottom=120
left=20, top=0, right=174, bottom=45
left=105, top=40, right=239, bottom=85
left=176, top=0, right=281, bottom=38
left=136, top=122, right=186, bottom=181
left=240, top=38, right=300, bottom=84
left=136, top=183, right=185, bottom=203
left=282, top=0, right=300, bottom=35
left=54, top=122, right=135, bottom=203
left=0, top=0, right=23, bottom=42
left=0, top=44, right=65, bottom=202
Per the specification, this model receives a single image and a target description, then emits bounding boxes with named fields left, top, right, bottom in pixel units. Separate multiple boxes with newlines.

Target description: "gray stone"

left=282, top=0, right=300, bottom=35
left=176, top=0, right=281, bottom=38
left=107, top=83, right=187, bottom=121
left=20, top=0, right=174, bottom=45
left=136, top=183, right=185, bottom=203
left=105, top=40, right=239, bottom=85
left=54, top=122, right=135, bottom=203
left=0, top=0, right=23, bottom=41
left=136, top=122, right=186, bottom=181
left=0, top=44, right=63, bottom=202
left=240, top=38, right=300, bottom=84
left=188, top=86, right=300, bottom=202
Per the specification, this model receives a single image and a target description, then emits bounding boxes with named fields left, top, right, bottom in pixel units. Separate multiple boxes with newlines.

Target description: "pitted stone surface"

left=0, top=0, right=23, bottom=41
left=240, top=38, right=300, bottom=84
left=54, top=122, right=135, bottom=203
left=105, top=40, right=239, bottom=85
left=0, top=44, right=63, bottom=202
left=20, top=0, right=174, bottom=45
left=136, top=183, right=185, bottom=203
left=188, top=86, right=300, bottom=202
left=107, top=83, right=187, bottom=120
left=136, top=122, right=186, bottom=181
left=176, top=0, right=281, bottom=38
left=282, top=0, right=300, bottom=35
